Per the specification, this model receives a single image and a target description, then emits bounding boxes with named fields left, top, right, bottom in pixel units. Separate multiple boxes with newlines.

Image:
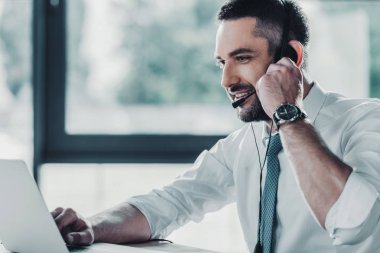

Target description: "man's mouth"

left=231, top=90, right=256, bottom=108
left=233, top=90, right=255, bottom=102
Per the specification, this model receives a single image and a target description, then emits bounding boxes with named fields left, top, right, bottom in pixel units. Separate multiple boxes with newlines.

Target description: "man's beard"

left=238, top=94, right=270, bottom=122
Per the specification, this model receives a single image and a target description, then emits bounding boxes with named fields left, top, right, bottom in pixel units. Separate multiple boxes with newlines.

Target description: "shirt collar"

left=260, top=81, right=327, bottom=145
left=303, top=81, right=327, bottom=124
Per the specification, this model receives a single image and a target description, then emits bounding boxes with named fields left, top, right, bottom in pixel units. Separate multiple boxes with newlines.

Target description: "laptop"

left=0, top=160, right=162, bottom=253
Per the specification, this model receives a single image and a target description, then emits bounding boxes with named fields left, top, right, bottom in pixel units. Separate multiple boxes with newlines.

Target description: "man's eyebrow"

left=229, top=48, right=256, bottom=57
left=215, top=48, right=257, bottom=60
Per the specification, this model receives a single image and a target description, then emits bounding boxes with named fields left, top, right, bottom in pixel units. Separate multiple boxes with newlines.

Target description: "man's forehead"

left=214, top=17, right=268, bottom=58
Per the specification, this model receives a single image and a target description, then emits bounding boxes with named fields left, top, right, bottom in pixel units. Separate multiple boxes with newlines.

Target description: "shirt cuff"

left=127, top=197, right=159, bottom=239
left=325, top=171, right=380, bottom=245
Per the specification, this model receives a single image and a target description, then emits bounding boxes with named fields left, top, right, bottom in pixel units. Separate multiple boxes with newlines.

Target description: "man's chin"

left=237, top=105, right=270, bottom=123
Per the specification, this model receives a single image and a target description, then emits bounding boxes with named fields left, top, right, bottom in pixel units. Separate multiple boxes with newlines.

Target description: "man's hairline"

left=217, top=16, right=282, bottom=58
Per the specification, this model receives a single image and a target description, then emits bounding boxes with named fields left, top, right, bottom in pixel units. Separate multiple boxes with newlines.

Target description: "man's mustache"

left=229, top=83, right=255, bottom=93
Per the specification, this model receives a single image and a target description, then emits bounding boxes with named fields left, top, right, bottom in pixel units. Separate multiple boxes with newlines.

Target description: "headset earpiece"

left=274, top=0, right=301, bottom=65
left=284, top=44, right=298, bottom=63
left=274, top=43, right=298, bottom=63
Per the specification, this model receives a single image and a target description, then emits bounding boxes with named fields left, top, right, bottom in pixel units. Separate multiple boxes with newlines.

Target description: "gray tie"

left=259, top=133, right=283, bottom=253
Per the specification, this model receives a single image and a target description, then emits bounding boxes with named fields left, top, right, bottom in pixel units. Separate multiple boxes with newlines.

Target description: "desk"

left=0, top=241, right=220, bottom=253
left=128, top=241, right=220, bottom=252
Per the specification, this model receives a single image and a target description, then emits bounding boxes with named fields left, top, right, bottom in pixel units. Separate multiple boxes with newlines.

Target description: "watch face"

left=277, top=104, right=298, bottom=120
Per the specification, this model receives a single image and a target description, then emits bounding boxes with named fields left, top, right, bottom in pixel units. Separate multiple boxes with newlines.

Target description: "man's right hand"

left=51, top=207, right=95, bottom=246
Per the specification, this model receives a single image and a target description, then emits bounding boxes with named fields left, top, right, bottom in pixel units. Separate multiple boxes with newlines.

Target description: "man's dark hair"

left=217, top=0, right=309, bottom=67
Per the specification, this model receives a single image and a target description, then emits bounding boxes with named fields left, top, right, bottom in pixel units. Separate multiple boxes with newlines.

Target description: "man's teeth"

left=235, top=91, right=253, bottom=100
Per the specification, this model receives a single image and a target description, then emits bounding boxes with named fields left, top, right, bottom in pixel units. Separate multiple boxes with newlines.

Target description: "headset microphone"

left=232, top=92, right=254, bottom=108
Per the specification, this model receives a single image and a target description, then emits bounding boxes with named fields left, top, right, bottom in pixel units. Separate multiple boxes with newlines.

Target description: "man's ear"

left=288, top=40, right=304, bottom=67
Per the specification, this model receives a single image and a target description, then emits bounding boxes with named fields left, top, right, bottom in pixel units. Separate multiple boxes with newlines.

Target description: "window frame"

left=33, top=0, right=224, bottom=182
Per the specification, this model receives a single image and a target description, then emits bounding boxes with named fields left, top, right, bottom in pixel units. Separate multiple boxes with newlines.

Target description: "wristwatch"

left=273, top=103, right=307, bottom=129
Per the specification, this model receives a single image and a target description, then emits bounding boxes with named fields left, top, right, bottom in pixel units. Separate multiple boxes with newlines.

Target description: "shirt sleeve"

left=325, top=103, right=380, bottom=245
left=127, top=139, right=236, bottom=239
left=325, top=172, right=380, bottom=245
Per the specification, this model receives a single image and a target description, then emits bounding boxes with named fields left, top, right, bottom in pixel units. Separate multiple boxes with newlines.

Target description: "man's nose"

left=221, top=61, right=239, bottom=89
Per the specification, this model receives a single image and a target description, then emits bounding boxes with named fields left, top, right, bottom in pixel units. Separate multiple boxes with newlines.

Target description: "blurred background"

left=0, top=0, right=379, bottom=252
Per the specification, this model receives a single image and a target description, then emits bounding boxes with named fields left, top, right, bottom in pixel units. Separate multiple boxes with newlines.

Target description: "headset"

left=231, top=0, right=299, bottom=109
left=274, top=0, right=298, bottom=63
left=252, top=1, right=294, bottom=252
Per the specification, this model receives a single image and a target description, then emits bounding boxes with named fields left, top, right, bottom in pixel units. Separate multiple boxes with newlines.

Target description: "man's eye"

left=236, top=55, right=252, bottom=63
left=215, top=60, right=225, bottom=69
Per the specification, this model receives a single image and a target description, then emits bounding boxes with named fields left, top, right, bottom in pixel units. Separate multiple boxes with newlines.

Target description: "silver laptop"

left=0, top=160, right=165, bottom=253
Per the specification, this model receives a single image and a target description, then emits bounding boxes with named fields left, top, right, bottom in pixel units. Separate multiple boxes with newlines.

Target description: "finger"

left=71, top=215, right=89, bottom=231
left=51, top=207, right=64, bottom=218
left=66, top=230, right=94, bottom=246
left=277, top=56, right=298, bottom=68
left=55, top=208, right=79, bottom=231
left=256, top=73, right=274, bottom=86
left=266, top=61, right=293, bottom=75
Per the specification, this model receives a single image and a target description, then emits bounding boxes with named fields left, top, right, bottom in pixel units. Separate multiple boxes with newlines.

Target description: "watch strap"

left=273, top=104, right=307, bottom=129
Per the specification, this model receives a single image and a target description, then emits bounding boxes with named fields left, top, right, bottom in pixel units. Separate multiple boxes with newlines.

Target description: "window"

left=34, top=0, right=242, bottom=174
left=66, top=0, right=240, bottom=135
left=0, top=0, right=32, bottom=166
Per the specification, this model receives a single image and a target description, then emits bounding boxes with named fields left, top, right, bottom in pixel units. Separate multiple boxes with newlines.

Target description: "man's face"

left=214, top=17, right=273, bottom=122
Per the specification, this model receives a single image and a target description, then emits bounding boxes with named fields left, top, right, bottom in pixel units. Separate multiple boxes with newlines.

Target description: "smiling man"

left=216, top=18, right=275, bottom=123
left=52, top=0, right=380, bottom=252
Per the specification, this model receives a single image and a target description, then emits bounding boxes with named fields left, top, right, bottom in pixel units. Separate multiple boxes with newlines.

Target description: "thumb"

left=66, top=231, right=94, bottom=246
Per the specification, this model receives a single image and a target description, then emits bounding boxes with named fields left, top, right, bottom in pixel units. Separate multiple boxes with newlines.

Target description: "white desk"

left=128, top=241, right=220, bottom=252
left=0, top=241, right=220, bottom=253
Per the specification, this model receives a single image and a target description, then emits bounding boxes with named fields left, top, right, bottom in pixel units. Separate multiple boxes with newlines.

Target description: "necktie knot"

left=267, top=134, right=282, bottom=157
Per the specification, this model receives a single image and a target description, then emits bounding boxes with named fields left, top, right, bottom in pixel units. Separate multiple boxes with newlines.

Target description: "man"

left=52, top=0, right=380, bottom=252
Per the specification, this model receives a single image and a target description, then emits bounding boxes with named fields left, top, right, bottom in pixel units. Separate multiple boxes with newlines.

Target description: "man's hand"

left=52, top=203, right=151, bottom=245
left=51, top=207, right=95, bottom=246
left=255, top=57, right=303, bottom=118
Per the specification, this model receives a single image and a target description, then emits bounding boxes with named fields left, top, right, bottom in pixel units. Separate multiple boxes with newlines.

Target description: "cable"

left=128, top=238, right=174, bottom=246
left=251, top=121, right=274, bottom=250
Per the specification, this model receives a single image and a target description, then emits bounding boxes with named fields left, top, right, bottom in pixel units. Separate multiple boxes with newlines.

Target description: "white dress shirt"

left=128, top=83, right=380, bottom=253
